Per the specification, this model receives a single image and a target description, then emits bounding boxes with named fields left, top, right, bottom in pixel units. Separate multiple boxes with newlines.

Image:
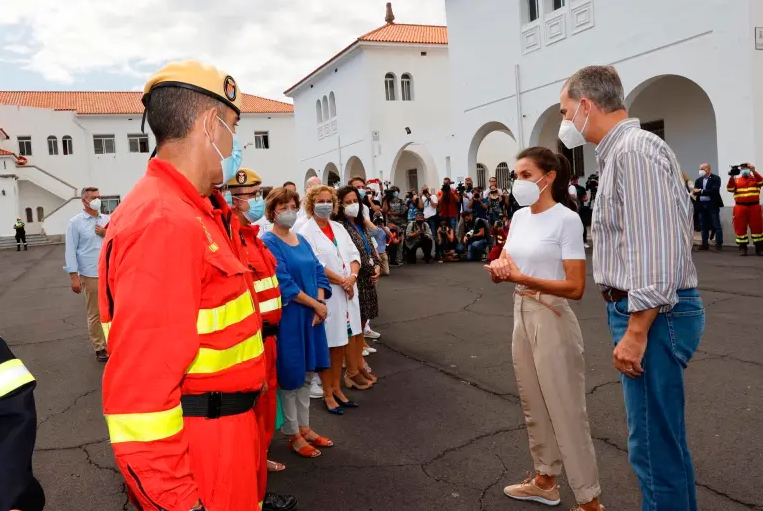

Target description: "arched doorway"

left=323, top=162, right=341, bottom=186
left=344, top=156, right=367, bottom=184
left=626, top=74, right=717, bottom=176
left=530, top=104, right=593, bottom=178
left=304, top=168, right=318, bottom=189
left=389, top=143, right=438, bottom=193
left=467, top=122, right=519, bottom=185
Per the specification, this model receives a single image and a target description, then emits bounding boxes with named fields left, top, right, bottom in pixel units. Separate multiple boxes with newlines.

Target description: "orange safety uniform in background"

left=99, top=158, right=266, bottom=511
left=727, top=170, right=763, bottom=247
left=237, top=223, right=282, bottom=507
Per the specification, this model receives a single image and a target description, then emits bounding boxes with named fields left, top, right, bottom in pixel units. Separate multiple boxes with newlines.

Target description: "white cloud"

left=0, top=0, right=447, bottom=100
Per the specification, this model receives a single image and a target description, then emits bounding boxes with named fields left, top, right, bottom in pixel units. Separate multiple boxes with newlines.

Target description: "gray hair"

left=81, top=187, right=99, bottom=198
left=564, top=65, right=626, bottom=113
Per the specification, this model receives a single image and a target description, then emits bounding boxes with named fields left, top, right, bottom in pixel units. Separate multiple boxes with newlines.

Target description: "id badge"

left=369, top=257, right=374, bottom=266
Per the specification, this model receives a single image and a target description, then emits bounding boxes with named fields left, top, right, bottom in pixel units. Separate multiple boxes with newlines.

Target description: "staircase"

left=0, top=233, right=56, bottom=250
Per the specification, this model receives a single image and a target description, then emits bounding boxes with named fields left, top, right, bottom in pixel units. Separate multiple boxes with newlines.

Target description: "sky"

left=0, top=0, right=447, bottom=102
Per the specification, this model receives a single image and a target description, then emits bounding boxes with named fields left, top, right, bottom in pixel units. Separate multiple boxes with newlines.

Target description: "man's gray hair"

left=564, top=65, right=626, bottom=113
left=81, top=187, right=99, bottom=198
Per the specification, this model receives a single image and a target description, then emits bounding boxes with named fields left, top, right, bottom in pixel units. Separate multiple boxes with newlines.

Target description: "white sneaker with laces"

left=364, top=327, right=381, bottom=340
left=309, top=374, right=323, bottom=399
left=364, top=346, right=377, bottom=354
left=362, top=348, right=370, bottom=357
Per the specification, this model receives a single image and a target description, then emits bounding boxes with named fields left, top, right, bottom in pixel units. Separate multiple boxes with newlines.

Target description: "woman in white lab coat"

left=299, top=185, right=367, bottom=415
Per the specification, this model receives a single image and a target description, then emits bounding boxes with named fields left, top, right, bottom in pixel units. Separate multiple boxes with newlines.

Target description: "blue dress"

left=262, top=232, right=332, bottom=391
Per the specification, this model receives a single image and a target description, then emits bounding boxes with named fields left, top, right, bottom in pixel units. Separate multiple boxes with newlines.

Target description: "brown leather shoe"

left=95, top=350, right=109, bottom=362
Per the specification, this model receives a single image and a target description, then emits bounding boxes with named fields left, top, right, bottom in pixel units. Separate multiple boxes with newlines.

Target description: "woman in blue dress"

left=262, top=187, right=334, bottom=458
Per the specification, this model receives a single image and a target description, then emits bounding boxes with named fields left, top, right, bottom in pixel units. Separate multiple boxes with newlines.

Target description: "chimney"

left=385, top=2, right=395, bottom=24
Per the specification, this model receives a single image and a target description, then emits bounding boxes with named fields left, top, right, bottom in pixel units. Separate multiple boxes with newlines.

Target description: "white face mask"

left=344, top=203, right=360, bottom=218
left=512, top=176, right=548, bottom=207
left=87, top=198, right=101, bottom=212
left=699, top=169, right=707, bottom=177
left=558, top=101, right=589, bottom=149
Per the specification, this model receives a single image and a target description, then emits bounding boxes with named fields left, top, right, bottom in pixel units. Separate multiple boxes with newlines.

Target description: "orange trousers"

left=254, top=337, right=278, bottom=505
left=733, top=203, right=763, bottom=246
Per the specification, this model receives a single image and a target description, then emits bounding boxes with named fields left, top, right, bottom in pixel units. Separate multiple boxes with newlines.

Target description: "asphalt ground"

left=0, top=244, right=761, bottom=511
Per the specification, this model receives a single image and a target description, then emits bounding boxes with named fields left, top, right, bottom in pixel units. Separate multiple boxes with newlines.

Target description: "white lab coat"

left=299, top=218, right=362, bottom=347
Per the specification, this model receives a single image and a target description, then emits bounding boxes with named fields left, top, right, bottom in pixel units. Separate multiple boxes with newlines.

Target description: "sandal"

left=360, top=366, right=378, bottom=384
left=345, top=372, right=373, bottom=390
left=301, top=428, right=333, bottom=448
left=267, top=460, right=286, bottom=472
left=288, top=434, right=321, bottom=458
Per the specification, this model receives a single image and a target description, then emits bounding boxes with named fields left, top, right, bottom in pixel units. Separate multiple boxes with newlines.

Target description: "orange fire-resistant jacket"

left=237, top=224, right=282, bottom=327
left=98, top=158, right=265, bottom=510
left=727, top=170, right=763, bottom=205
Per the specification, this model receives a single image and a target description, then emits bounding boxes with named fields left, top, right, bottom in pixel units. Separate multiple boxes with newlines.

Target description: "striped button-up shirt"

left=591, top=118, right=698, bottom=312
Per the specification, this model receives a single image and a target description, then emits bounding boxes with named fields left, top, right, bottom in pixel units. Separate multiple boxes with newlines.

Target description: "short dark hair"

left=261, top=186, right=274, bottom=200
left=564, top=65, right=626, bottom=113
left=282, top=181, right=296, bottom=188
left=146, top=87, right=229, bottom=146
left=81, top=187, right=98, bottom=198
left=265, top=187, right=300, bottom=222
left=348, top=176, right=366, bottom=187
left=516, top=146, right=577, bottom=211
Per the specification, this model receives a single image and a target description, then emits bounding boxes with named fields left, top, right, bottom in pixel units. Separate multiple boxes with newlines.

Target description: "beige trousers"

left=80, top=276, right=107, bottom=352
left=512, top=292, right=601, bottom=504
left=379, top=252, right=390, bottom=276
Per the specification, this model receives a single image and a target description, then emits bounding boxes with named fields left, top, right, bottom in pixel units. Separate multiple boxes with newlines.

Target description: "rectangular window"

left=641, top=120, right=665, bottom=141
left=100, top=196, right=121, bottom=214
left=558, top=141, right=585, bottom=178
left=528, top=0, right=539, bottom=21
left=93, top=135, right=116, bottom=154
left=128, top=134, right=149, bottom=153
left=254, top=131, right=270, bottom=149
left=63, top=137, right=73, bottom=155
left=48, top=137, right=58, bottom=156
left=553, top=0, right=565, bottom=10
left=407, top=169, right=419, bottom=192
left=18, top=136, right=32, bottom=156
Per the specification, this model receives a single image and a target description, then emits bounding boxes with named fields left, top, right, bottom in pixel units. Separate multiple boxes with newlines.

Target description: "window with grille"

left=47, top=136, right=58, bottom=155
left=18, top=136, right=32, bottom=156
left=476, top=164, right=487, bottom=188
left=100, top=196, right=121, bottom=214
left=385, top=73, right=396, bottom=101
left=254, top=132, right=270, bottom=149
left=641, top=120, right=665, bottom=141
left=93, top=135, right=115, bottom=154
left=496, top=163, right=511, bottom=190
left=401, top=74, right=413, bottom=101
left=128, top=134, right=149, bottom=153
left=62, top=135, right=73, bottom=155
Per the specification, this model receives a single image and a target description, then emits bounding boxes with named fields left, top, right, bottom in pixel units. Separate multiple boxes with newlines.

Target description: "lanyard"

left=352, top=223, right=372, bottom=256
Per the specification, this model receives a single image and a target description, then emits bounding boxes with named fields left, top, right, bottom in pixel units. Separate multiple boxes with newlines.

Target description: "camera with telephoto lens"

left=456, top=181, right=466, bottom=194
left=729, top=164, right=749, bottom=176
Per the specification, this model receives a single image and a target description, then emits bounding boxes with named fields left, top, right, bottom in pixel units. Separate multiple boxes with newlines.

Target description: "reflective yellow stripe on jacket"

left=105, top=404, right=184, bottom=444
left=186, top=332, right=264, bottom=374
left=197, top=289, right=256, bottom=335
left=259, top=296, right=282, bottom=314
left=253, top=276, right=278, bottom=293
left=0, top=359, right=35, bottom=397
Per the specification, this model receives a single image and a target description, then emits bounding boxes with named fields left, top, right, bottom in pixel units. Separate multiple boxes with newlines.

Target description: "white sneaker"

left=309, top=380, right=323, bottom=399
left=362, top=348, right=370, bottom=357
left=584, top=243, right=591, bottom=249
left=364, top=346, right=377, bottom=354
left=364, top=327, right=381, bottom=340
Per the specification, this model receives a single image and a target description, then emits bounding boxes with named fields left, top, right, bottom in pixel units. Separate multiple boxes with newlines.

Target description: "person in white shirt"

left=486, top=147, right=603, bottom=511
left=421, top=185, right=439, bottom=259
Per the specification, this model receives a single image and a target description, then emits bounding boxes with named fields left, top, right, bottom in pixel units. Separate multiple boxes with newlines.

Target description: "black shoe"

left=333, top=393, right=359, bottom=408
left=322, top=398, right=343, bottom=415
left=696, top=245, right=710, bottom=251
left=95, top=350, right=109, bottom=362
left=262, top=492, right=298, bottom=511
left=16, top=247, right=20, bottom=251
left=739, top=245, right=748, bottom=257
left=713, top=245, right=722, bottom=252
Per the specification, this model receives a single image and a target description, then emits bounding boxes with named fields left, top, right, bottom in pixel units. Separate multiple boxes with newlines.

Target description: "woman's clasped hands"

left=484, top=253, right=522, bottom=284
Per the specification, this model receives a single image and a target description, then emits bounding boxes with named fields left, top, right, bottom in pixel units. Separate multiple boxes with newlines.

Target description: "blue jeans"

left=606, top=289, right=704, bottom=511
left=696, top=202, right=722, bottom=247
left=467, top=239, right=488, bottom=261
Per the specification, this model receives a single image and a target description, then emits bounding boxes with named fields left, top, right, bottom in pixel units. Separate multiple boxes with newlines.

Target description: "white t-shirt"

left=423, top=194, right=438, bottom=219
left=504, top=203, right=585, bottom=280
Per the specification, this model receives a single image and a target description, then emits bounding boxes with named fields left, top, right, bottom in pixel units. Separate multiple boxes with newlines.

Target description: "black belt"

left=181, top=391, right=260, bottom=419
left=601, top=288, right=629, bottom=303
left=263, top=323, right=279, bottom=337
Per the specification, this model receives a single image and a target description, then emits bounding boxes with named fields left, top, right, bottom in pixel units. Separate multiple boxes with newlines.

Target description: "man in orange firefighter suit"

left=727, top=162, right=763, bottom=256
left=98, top=61, right=266, bottom=511
left=224, top=168, right=297, bottom=511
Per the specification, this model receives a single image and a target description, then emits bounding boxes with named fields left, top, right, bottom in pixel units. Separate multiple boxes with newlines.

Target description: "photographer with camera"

left=585, top=172, right=599, bottom=204
left=404, top=211, right=434, bottom=264
left=405, top=190, right=423, bottom=224
left=382, top=186, right=408, bottom=265
left=457, top=210, right=489, bottom=261
left=421, top=185, right=439, bottom=259
left=436, top=219, right=459, bottom=262
left=437, top=178, right=460, bottom=230
left=727, top=162, right=763, bottom=256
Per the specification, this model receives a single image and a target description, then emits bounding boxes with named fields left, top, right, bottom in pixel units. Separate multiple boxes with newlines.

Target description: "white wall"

left=476, top=131, right=518, bottom=179
left=237, top=114, right=297, bottom=187
left=0, top=174, right=19, bottom=237
left=17, top=180, right=64, bottom=235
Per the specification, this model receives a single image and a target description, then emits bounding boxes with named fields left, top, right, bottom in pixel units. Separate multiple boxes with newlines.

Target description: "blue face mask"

left=742, top=169, right=752, bottom=177
left=358, top=189, right=366, bottom=199
left=243, top=197, right=265, bottom=223
left=207, top=116, right=242, bottom=187
left=393, top=191, right=400, bottom=198
left=223, top=190, right=233, bottom=206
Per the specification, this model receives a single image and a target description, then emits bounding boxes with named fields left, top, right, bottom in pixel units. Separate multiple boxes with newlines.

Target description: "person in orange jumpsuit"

left=98, top=61, right=266, bottom=511
left=225, top=169, right=297, bottom=511
left=726, top=163, right=763, bottom=256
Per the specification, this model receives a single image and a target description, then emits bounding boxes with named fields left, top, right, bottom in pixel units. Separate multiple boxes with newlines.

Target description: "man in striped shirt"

left=559, top=66, right=704, bottom=511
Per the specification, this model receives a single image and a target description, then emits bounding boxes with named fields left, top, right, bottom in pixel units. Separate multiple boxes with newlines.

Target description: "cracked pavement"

left=1, top=245, right=762, bottom=510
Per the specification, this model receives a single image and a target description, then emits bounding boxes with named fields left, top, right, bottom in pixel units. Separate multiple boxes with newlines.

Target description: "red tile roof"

left=0, top=91, right=293, bottom=115
left=285, top=23, right=447, bottom=95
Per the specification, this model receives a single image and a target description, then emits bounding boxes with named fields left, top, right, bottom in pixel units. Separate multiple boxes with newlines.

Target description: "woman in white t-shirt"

left=486, top=147, right=603, bottom=511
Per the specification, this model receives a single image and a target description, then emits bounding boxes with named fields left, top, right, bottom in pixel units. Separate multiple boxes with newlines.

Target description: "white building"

left=445, top=0, right=763, bottom=239
left=285, top=4, right=516, bottom=193
left=0, top=92, right=295, bottom=237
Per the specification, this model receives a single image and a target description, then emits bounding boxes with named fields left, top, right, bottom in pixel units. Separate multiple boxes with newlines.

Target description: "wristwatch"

left=317, top=299, right=326, bottom=305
